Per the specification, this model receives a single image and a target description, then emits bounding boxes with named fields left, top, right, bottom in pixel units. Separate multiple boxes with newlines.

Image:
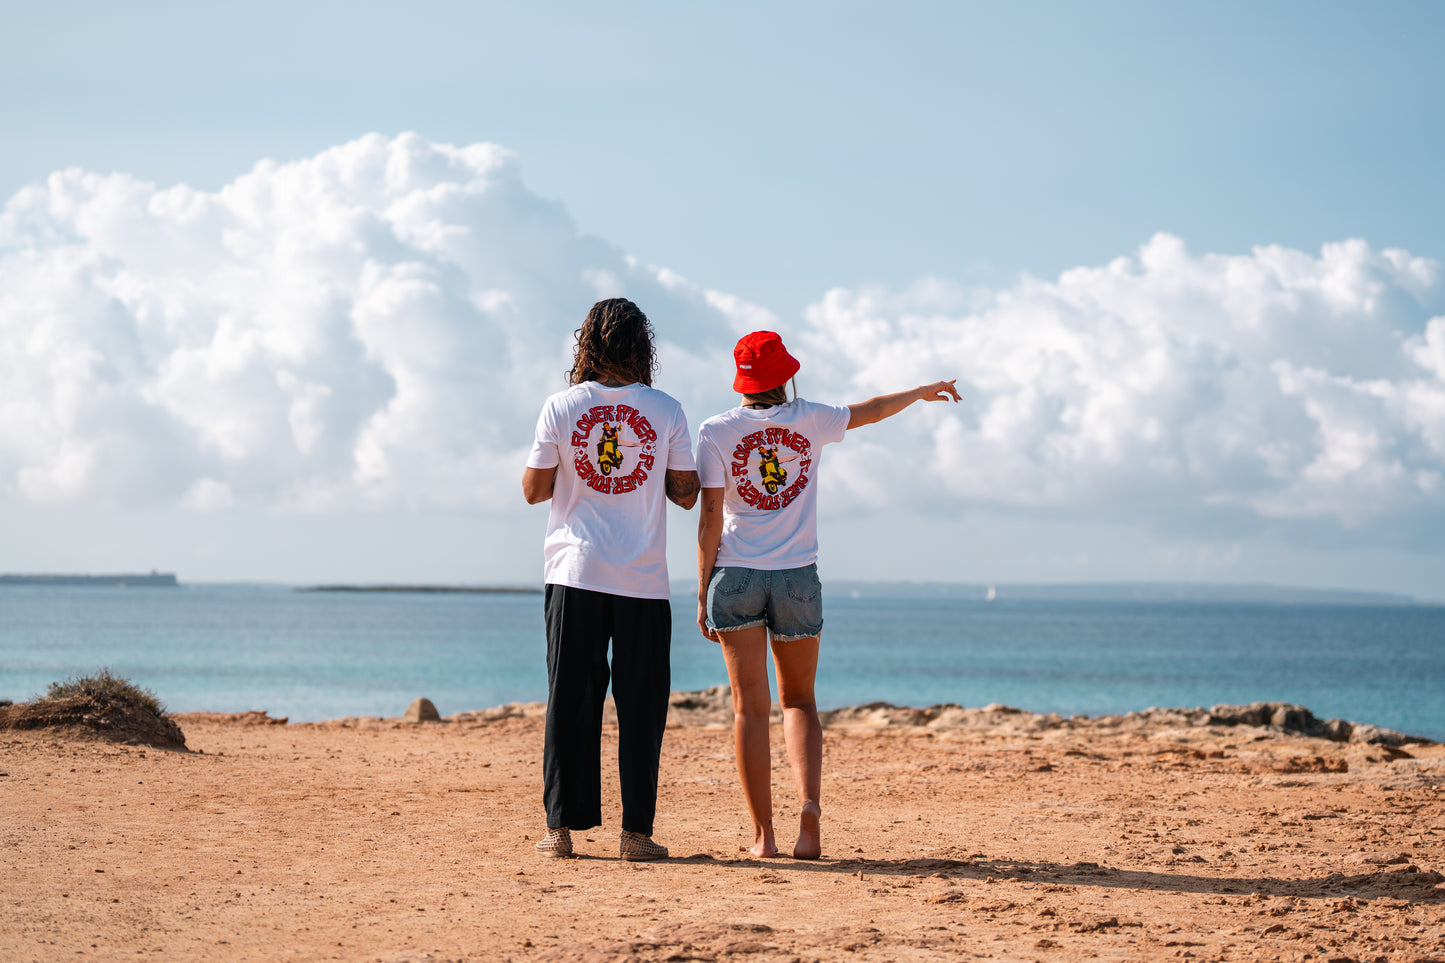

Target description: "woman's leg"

left=771, top=634, right=822, bottom=859
left=718, top=626, right=777, bottom=857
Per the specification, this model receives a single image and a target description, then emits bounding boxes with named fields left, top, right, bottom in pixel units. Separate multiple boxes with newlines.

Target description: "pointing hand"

left=922, top=379, right=961, bottom=403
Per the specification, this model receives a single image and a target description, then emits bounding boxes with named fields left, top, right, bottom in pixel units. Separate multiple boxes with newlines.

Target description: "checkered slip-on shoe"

left=534, top=827, right=573, bottom=857
left=620, top=830, right=668, bottom=861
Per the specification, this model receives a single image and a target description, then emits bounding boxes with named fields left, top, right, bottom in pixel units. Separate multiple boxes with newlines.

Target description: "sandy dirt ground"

left=2, top=694, right=1444, bottom=963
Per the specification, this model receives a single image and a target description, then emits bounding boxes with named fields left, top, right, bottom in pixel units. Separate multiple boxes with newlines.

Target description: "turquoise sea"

left=2, top=584, right=1442, bottom=740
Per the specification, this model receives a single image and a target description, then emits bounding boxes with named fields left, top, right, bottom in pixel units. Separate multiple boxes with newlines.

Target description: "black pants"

left=543, top=584, right=672, bottom=835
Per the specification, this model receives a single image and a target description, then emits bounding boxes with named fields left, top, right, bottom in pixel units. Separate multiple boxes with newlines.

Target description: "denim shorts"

left=705, top=563, right=824, bottom=642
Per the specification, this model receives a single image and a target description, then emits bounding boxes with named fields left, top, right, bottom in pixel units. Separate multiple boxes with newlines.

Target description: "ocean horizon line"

left=84, top=577, right=1433, bottom=606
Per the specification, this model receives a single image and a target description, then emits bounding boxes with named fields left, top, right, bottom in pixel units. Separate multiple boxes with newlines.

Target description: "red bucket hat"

left=733, top=331, right=800, bottom=393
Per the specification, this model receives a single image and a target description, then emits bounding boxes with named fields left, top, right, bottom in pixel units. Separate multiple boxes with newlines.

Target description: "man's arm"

left=522, top=466, right=557, bottom=504
left=665, top=469, right=700, bottom=510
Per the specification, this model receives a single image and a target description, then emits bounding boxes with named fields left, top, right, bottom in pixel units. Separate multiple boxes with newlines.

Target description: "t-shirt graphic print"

left=527, top=382, right=696, bottom=600
left=697, top=399, right=850, bottom=570
left=571, top=403, right=658, bottom=495
left=729, top=425, right=814, bottom=510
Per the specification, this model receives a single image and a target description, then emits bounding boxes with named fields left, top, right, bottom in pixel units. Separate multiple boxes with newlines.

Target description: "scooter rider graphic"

left=597, top=423, right=624, bottom=475
left=756, top=445, right=801, bottom=495
left=594, top=422, right=648, bottom=476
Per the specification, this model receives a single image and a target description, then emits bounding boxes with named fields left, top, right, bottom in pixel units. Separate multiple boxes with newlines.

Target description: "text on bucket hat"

left=733, top=331, right=800, bottom=394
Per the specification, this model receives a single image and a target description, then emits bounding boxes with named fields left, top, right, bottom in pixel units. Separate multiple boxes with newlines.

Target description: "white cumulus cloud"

left=797, top=234, right=1445, bottom=546
left=2, top=135, right=1442, bottom=550
left=0, top=133, right=746, bottom=511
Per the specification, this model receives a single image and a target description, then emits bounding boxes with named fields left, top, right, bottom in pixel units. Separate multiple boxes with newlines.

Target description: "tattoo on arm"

left=666, top=469, right=700, bottom=507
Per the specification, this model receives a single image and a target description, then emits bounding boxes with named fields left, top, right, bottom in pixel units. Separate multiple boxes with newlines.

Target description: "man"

left=522, top=298, right=699, bottom=860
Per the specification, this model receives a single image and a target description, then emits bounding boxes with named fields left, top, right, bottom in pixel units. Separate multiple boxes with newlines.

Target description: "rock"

left=1348, top=723, right=1413, bottom=746
left=404, top=697, right=440, bottom=723
left=172, top=710, right=286, bottom=726
left=665, top=685, right=736, bottom=727
left=1208, top=703, right=1274, bottom=727
left=1270, top=705, right=1315, bottom=731
left=1195, top=703, right=1426, bottom=745
left=668, top=686, right=731, bottom=712
left=450, top=702, right=546, bottom=724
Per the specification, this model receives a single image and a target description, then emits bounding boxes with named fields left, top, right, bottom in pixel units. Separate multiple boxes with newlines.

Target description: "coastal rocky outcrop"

left=171, top=710, right=286, bottom=726
left=190, top=689, right=1433, bottom=748
left=657, top=688, right=1433, bottom=745
left=1192, top=702, right=1422, bottom=745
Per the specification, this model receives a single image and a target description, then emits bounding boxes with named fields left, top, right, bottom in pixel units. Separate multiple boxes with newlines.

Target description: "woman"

left=695, top=330, right=959, bottom=858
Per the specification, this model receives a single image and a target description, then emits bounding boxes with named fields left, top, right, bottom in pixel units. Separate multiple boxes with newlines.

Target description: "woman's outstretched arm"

left=696, top=487, right=725, bottom=640
left=847, top=380, right=960, bottom=429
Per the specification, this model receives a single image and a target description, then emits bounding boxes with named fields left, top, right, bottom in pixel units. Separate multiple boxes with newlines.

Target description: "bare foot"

left=793, top=801, right=821, bottom=859
left=750, top=823, right=779, bottom=858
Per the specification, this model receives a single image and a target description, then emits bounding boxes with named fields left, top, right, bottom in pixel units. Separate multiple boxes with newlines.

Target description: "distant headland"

left=0, top=572, right=179, bottom=588
left=298, top=584, right=541, bottom=595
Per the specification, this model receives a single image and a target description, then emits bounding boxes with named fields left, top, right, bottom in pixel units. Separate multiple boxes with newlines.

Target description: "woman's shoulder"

left=699, top=406, right=744, bottom=429
left=789, top=397, right=848, bottom=418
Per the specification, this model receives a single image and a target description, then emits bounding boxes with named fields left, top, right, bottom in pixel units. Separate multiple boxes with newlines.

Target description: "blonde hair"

left=744, top=378, right=795, bottom=405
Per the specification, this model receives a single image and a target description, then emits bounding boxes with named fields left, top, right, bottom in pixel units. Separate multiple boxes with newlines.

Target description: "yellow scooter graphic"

left=597, top=423, right=625, bottom=476
left=758, top=446, right=789, bottom=494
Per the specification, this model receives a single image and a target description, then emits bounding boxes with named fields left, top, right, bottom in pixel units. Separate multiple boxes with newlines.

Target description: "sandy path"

left=2, top=701, right=1443, bottom=962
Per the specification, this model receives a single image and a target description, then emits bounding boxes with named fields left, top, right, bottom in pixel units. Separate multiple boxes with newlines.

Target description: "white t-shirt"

left=696, top=399, right=851, bottom=570
left=527, top=382, right=696, bottom=600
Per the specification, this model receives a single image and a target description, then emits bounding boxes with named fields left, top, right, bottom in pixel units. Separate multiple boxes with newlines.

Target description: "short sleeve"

left=666, top=404, right=697, bottom=472
left=817, top=402, right=850, bottom=446
left=526, top=401, right=560, bottom=470
left=697, top=425, right=725, bottom=488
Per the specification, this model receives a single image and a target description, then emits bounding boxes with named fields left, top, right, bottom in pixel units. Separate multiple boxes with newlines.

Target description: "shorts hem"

left=768, top=629, right=820, bottom=642
left=710, top=619, right=768, bottom=634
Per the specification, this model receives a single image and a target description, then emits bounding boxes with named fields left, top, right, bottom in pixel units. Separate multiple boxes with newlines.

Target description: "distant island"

left=299, top=584, right=541, bottom=595
left=0, top=572, right=179, bottom=588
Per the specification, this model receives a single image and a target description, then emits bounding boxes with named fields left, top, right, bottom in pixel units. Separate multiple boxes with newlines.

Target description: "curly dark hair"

left=567, top=298, right=657, bottom=387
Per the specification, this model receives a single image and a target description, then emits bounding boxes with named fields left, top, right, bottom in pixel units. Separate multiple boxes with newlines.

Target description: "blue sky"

left=3, top=2, right=1444, bottom=597
left=8, top=2, right=1442, bottom=314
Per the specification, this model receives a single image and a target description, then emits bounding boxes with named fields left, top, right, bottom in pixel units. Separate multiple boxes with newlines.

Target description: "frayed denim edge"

left=768, top=629, right=821, bottom=642
left=710, top=618, right=768, bottom=636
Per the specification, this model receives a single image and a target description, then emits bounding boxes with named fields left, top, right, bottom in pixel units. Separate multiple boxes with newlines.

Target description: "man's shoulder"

left=633, top=383, right=683, bottom=405
left=540, top=383, right=587, bottom=409
left=629, top=385, right=689, bottom=423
